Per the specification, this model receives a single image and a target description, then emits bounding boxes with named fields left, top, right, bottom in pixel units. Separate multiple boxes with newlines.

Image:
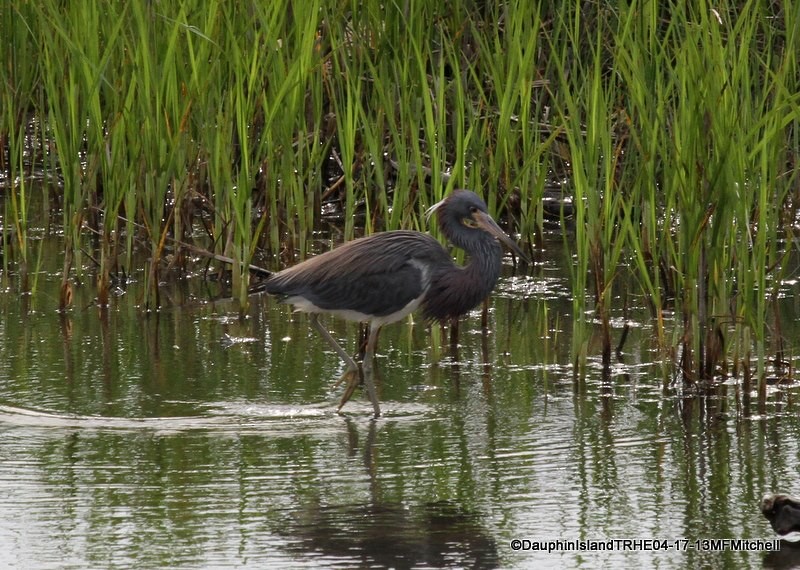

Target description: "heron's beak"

left=472, top=210, right=530, bottom=263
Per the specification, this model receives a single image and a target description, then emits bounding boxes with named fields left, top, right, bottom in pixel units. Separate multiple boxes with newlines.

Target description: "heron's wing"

left=263, top=231, right=453, bottom=318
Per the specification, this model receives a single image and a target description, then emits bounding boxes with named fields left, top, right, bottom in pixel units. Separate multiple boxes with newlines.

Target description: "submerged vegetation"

left=1, top=0, right=799, bottom=397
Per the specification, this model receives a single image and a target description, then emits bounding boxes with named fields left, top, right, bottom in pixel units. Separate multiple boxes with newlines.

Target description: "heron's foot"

left=335, top=367, right=362, bottom=412
left=332, top=366, right=357, bottom=389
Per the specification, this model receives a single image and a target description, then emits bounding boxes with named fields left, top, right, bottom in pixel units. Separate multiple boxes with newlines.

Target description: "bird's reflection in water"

left=283, top=500, right=500, bottom=569
left=276, top=419, right=500, bottom=569
left=762, top=543, right=800, bottom=570
left=442, top=313, right=495, bottom=408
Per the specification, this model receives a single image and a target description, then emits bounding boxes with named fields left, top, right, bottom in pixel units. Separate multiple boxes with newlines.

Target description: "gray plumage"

left=252, top=189, right=527, bottom=417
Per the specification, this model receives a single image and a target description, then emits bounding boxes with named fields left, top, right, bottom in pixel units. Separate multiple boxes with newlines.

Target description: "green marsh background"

left=2, top=1, right=800, bottom=568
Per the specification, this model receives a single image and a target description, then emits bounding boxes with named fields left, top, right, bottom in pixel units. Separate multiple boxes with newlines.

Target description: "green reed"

left=1, top=2, right=34, bottom=290
left=606, top=0, right=798, bottom=387
left=2, top=0, right=799, bottom=398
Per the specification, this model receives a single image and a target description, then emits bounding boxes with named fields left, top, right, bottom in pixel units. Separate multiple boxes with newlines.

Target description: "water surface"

left=1, top=233, right=799, bottom=569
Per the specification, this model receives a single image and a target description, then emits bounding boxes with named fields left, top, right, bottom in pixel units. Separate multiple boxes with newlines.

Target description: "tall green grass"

left=610, top=0, right=799, bottom=392
left=1, top=0, right=798, bottom=399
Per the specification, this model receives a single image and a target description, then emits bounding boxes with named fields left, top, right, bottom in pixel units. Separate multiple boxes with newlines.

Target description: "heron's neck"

left=421, top=236, right=503, bottom=322
left=462, top=237, right=503, bottom=290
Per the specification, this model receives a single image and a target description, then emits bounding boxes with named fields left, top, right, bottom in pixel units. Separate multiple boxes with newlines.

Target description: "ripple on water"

left=0, top=398, right=435, bottom=437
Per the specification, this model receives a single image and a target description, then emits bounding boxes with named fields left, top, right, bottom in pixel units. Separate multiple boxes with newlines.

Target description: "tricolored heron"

left=251, top=189, right=528, bottom=417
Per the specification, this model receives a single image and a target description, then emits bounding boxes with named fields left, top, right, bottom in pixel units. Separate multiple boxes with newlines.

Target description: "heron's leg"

left=309, top=314, right=361, bottom=406
left=360, top=324, right=382, bottom=418
left=309, top=314, right=357, bottom=369
left=336, top=326, right=375, bottom=412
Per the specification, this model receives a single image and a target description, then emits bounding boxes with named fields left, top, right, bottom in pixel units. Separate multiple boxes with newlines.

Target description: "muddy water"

left=0, top=232, right=798, bottom=569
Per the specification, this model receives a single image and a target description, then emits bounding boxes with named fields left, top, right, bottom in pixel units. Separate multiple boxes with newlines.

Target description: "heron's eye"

left=469, top=206, right=478, bottom=213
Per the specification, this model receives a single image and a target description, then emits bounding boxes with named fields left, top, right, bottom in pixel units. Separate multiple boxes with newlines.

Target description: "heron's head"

left=426, top=190, right=528, bottom=261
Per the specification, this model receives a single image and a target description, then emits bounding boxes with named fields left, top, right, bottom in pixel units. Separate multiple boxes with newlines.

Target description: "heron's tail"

left=247, top=276, right=273, bottom=296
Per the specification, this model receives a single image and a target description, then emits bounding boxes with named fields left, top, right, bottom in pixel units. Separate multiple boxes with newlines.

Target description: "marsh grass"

left=611, top=1, right=799, bottom=390
left=1, top=0, right=799, bottom=398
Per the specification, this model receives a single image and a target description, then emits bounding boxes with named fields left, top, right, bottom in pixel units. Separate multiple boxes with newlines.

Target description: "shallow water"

left=1, top=233, right=800, bottom=569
